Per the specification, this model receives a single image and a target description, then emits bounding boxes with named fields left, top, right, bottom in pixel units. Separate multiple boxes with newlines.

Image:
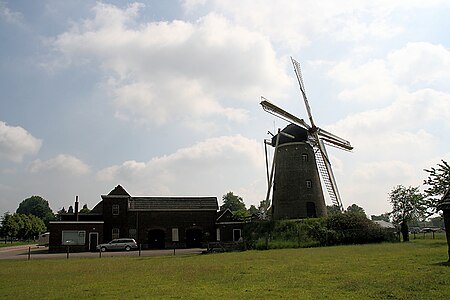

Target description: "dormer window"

left=112, top=204, right=119, bottom=215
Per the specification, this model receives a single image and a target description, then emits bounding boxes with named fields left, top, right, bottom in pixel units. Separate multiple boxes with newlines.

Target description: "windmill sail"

left=313, top=142, right=344, bottom=211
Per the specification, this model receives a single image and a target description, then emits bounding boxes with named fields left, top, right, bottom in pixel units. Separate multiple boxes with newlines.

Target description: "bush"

left=243, top=213, right=397, bottom=250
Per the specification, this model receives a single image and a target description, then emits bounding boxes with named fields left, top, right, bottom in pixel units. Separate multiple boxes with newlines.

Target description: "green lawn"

left=0, top=241, right=36, bottom=248
left=0, top=239, right=449, bottom=299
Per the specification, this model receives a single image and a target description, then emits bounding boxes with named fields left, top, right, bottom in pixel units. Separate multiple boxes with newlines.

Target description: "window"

left=112, top=204, right=119, bottom=215
left=172, top=228, right=179, bottom=242
left=112, top=228, right=120, bottom=239
left=306, top=180, right=312, bottom=188
left=302, top=154, right=308, bottom=162
left=233, top=229, right=242, bottom=242
left=129, top=229, right=137, bottom=239
left=62, top=231, right=86, bottom=245
left=216, top=228, right=221, bottom=241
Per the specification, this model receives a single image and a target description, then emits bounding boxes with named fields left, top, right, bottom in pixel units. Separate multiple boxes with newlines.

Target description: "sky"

left=1, top=0, right=449, bottom=217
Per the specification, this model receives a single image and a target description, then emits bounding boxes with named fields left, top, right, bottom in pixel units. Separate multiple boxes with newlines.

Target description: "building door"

left=89, top=232, right=99, bottom=252
left=233, top=229, right=241, bottom=242
left=306, top=202, right=317, bottom=218
left=186, top=228, right=202, bottom=248
left=148, top=229, right=165, bottom=249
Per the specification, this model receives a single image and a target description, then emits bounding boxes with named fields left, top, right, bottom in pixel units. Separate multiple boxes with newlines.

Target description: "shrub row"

left=243, top=213, right=398, bottom=250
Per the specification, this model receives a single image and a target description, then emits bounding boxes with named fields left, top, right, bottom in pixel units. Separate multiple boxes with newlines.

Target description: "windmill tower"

left=261, top=57, right=353, bottom=220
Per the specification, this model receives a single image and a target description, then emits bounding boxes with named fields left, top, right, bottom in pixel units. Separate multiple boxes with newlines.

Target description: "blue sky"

left=1, top=0, right=449, bottom=217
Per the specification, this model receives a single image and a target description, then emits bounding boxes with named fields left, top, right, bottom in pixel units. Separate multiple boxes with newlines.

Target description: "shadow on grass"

left=433, top=261, right=450, bottom=267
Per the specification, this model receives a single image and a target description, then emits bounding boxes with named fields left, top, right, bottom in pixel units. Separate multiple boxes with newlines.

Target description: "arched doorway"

left=186, top=228, right=202, bottom=248
left=148, top=229, right=165, bottom=249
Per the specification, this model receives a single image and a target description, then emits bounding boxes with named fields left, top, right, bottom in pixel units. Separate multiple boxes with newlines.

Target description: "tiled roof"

left=108, top=185, right=130, bottom=196
left=129, top=196, right=218, bottom=211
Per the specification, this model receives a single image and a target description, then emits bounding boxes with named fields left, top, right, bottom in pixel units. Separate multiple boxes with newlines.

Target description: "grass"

left=0, top=241, right=37, bottom=248
left=0, top=239, right=449, bottom=299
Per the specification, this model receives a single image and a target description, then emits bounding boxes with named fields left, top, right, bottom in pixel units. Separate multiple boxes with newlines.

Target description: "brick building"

left=49, top=185, right=244, bottom=252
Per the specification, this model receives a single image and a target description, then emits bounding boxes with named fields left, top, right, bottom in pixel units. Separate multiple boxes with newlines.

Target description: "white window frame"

left=129, top=228, right=137, bottom=239
left=62, top=230, right=86, bottom=245
left=112, top=228, right=120, bottom=239
left=172, top=228, right=179, bottom=242
left=112, top=204, right=119, bottom=215
left=216, top=228, right=221, bottom=241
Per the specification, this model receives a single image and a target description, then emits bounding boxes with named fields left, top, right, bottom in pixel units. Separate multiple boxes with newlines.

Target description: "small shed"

left=437, top=188, right=450, bottom=262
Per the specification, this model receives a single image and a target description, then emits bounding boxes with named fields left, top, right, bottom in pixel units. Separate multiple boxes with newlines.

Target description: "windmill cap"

left=271, top=124, right=308, bottom=146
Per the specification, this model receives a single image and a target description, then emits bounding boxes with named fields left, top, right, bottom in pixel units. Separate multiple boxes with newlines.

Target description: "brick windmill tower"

left=261, top=58, right=353, bottom=220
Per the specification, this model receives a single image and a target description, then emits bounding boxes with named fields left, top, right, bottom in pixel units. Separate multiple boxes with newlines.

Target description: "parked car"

left=97, top=238, right=138, bottom=252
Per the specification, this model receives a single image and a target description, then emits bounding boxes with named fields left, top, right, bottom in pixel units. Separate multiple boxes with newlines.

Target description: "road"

left=0, top=244, right=206, bottom=260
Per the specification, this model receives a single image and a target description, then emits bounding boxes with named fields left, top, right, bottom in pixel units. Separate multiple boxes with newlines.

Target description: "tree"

left=79, top=204, right=90, bottom=214
left=346, top=204, right=366, bottom=217
left=220, top=192, right=249, bottom=219
left=247, top=205, right=258, bottom=216
left=389, top=185, right=426, bottom=242
left=257, top=199, right=271, bottom=219
left=423, top=160, right=450, bottom=214
left=327, top=205, right=341, bottom=216
left=221, top=192, right=246, bottom=212
left=68, top=206, right=74, bottom=214
left=16, top=196, right=54, bottom=223
left=1, top=213, right=45, bottom=240
left=371, top=213, right=390, bottom=222
left=55, top=207, right=67, bottom=221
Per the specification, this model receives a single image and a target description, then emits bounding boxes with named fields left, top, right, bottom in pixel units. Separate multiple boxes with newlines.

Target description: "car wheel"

left=101, top=247, right=107, bottom=252
left=125, top=245, right=131, bottom=251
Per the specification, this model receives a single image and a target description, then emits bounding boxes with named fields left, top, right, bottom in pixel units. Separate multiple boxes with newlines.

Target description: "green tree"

left=423, top=160, right=450, bottom=214
left=389, top=185, right=426, bottom=242
left=258, top=199, right=271, bottom=219
left=371, top=213, right=390, bottom=222
left=247, top=205, right=258, bottom=216
left=327, top=205, right=341, bottom=215
left=16, top=196, right=55, bottom=223
left=79, top=204, right=90, bottom=214
left=1, top=213, right=45, bottom=240
left=346, top=204, right=366, bottom=217
left=221, top=192, right=249, bottom=219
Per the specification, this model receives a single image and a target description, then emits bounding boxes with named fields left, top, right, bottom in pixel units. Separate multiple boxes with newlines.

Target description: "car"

left=97, top=238, right=138, bottom=252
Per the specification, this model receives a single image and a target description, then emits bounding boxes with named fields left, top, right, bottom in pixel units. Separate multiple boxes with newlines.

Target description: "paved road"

left=0, top=244, right=206, bottom=260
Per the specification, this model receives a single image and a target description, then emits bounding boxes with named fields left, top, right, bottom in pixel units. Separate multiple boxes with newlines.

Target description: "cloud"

left=0, top=121, right=42, bottom=162
left=184, top=1, right=446, bottom=50
left=97, top=135, right=265, bottom=202
left=388, top=42, right=450, bottom=91
left=49, top=3, right=290, bottom=129
left=30, top=154, right=90, bottom=176
left=0, top=2, right=23, bottom=24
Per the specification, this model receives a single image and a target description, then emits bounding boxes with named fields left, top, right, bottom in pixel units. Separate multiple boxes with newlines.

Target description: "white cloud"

left=0, top=2, right=23, bottom=24
left=186, top=1, right=446, bottom=50
left=0, top=121, right=42, bottom=162
left=30, top=154, right=90, bottom=176
left=388, top=42, right=450, bottom=91
left=50, top=3, right=290, bottom=129
left=97, top=135, right=265, bottom=203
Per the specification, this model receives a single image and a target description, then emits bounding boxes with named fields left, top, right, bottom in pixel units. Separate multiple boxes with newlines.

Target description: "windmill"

left=261, top=57, right=353, bottom=220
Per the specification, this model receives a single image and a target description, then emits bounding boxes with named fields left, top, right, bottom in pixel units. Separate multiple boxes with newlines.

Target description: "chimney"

left=75, top=196, right=79, bottom=221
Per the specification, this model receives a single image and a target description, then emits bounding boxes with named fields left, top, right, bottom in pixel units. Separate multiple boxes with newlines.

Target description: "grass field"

left=0, top=241, right=36, bottom=248
left=0, top=238, right=449, bottom=299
